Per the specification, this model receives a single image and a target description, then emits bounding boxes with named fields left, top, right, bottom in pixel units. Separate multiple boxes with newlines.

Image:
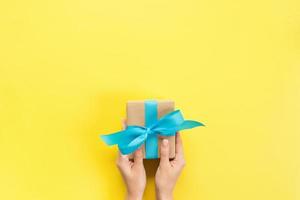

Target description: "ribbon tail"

left=119, top=132, right=147, bottom=155
left=118, top=143, right=143, bottom=155
left=155, top=120, right=204, bottom=135
left=100, top=130, right=127, bottom=146
left=177, top=120, right=204, bottom=130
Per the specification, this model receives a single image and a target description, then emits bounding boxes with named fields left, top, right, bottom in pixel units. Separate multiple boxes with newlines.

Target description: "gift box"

left=127, top=100, right=176, bottom=159
left=100, top=99, right=204, bottom=159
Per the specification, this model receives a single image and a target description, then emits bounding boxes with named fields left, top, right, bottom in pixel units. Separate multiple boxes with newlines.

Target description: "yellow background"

left=0, top=0, right=299, bottom=199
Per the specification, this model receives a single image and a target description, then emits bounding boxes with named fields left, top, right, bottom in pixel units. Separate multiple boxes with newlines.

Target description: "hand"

left=116, top=120, right=146, bottom=200
left=155, top=133, right=186, bottom=200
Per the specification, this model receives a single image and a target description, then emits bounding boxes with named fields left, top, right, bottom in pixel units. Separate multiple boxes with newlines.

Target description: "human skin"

left=116, top=120, right=185, bottom=200
left=155, top=133, right=185, bottom=200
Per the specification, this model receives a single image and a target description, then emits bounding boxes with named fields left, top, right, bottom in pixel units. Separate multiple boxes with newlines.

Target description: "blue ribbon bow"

left=100, top=100, right=204, bottom=159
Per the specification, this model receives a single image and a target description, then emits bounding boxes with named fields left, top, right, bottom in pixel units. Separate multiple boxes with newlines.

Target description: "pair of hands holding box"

left=100, top=100, right=204, bottom=200
left=118, top=120, right=185, bottom=200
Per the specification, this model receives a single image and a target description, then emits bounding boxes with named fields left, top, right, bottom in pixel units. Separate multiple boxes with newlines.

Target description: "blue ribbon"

left=100, top=100, right=204, bottom=158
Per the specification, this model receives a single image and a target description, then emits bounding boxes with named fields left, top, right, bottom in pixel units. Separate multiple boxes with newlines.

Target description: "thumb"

left=159, top=139, right=170, bottom=167
left=122, top=119, right=127, bottom=130
left=133, top=147, right=144, bottom=166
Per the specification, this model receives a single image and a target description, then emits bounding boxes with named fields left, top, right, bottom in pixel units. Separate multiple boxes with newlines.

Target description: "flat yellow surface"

left=0, top=0, right=299, bottom=199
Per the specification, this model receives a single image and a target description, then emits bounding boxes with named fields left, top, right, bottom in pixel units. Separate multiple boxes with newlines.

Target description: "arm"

left=155, top=133, right=186, bottom=200
left=116, top=120, right=146, bottom=200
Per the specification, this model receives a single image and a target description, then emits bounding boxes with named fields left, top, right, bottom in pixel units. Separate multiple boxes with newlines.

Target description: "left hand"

left=116, top=120, right=146, bottom=200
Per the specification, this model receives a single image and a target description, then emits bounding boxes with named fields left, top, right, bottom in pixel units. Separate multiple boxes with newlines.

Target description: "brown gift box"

left=127, top=100, right=176, bottom=159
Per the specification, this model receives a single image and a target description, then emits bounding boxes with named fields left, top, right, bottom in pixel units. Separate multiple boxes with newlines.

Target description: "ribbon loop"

left=100, top=108, right=204, bottom=157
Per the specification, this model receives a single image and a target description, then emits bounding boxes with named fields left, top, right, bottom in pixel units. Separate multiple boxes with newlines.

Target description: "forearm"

left=126, top=191, right=144, bottom=200
left=156, top=189, right=173, bottom=200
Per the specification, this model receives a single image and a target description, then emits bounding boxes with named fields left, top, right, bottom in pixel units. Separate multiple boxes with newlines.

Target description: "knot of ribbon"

left=100, top=107, right=204, bottom=158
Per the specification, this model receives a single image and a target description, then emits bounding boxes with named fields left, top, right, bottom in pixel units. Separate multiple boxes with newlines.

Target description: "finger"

left=122, top=119, right=127, bottom=130
left=133, top=147, right=144, bottom=166
left=159, top=139, right=170, bottom=167
left=118, top=150, right=129, bottom=162
left=118, top=120, right=128, bottom=163
left=116, top=151, right=132, bottom=176
left=175, top=132, right=184, bottom=159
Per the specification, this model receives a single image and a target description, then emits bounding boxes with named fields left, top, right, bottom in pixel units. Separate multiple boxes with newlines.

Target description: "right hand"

left=155, top=133, right=186, bottom=200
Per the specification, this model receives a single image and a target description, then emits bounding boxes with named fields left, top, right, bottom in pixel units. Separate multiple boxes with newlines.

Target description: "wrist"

left=155, top=189, right=173, bottom=200
left=126, top=191, right=144, bottom=200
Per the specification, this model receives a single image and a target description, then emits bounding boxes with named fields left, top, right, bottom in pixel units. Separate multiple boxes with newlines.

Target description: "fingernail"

left=162, top=139, right=168, bottom=146
left=137, top=148, right=142, bottom=155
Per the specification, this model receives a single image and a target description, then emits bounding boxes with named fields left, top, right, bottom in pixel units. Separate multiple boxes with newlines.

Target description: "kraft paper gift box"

left=100, top=99, right=203, bottom=160
left=127, top=100, right=175, bottom=159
